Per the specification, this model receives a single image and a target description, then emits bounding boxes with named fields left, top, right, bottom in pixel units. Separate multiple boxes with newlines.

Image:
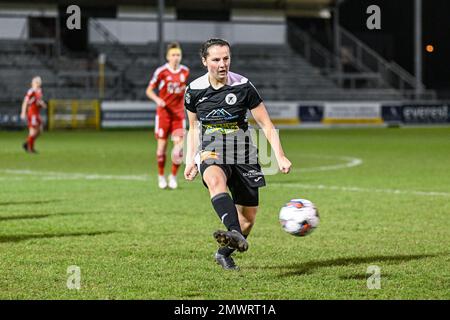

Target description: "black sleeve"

left=184, top=86, right=196, bottom=113
left=246, top=81, right=263, bottom=110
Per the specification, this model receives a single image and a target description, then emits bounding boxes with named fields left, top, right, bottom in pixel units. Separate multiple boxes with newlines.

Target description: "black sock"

left=218, top=234, right=248, bottom=257
left=211, top=192, right=242, bottom=234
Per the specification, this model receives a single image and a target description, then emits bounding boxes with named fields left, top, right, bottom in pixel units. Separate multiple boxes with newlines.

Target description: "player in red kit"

left=20, top=76, right=46, bottom=153
left=146, top=42, right=190, bottom=189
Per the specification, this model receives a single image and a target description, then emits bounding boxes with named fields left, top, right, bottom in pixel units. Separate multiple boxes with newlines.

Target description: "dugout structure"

left=48, top=100, right=100, bottom=130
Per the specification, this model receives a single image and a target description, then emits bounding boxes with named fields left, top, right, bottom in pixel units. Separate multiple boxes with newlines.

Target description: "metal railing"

left=338, top=26, right=436, bottom=100
left=287, top=21, right=334, bottom=74
left=88, top=18, right=139, bottom=98
left=287, top=21, right=437, bottom=101
left=89, top=18, right=139, bottom=62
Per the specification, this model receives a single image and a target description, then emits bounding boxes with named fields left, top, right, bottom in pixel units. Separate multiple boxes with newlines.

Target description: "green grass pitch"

left=0, top=127, right=449, bottom=299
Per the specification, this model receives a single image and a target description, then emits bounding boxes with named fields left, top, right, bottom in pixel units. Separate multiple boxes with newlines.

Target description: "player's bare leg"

left=168, top=136, right=183, bottom=189
left=203, top=165, right=228, bottom=199
left=236, top=205, right=258, bottom=237
left=156, top=138, right=168, bottom=189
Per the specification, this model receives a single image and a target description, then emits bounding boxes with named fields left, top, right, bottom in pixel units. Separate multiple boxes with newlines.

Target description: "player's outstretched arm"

left=184, top=110, right=199, bottom=181
left=250, top=102, right=292, bottom=174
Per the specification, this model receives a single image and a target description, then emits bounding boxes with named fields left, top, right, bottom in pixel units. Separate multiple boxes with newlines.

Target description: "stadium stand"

left=0, top=17, right=436, bottom=104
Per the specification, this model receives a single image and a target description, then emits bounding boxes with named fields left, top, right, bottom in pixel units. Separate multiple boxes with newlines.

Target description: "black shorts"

left=199, top=161, right=266, bottom=207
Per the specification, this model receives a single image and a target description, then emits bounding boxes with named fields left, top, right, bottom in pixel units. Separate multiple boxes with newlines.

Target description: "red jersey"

left=148, top=63, right=189, bottom=116
left=25, top=88, right=43, bottom=115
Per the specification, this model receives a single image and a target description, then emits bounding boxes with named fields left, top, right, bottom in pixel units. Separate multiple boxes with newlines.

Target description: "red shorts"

left=27, top=113, right=41, bottom=129
left=154, top=107, right=185, bottom=140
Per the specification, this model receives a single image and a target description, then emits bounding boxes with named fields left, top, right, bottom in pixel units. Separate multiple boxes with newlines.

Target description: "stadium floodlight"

left=318, top=9, right=331, bottom=19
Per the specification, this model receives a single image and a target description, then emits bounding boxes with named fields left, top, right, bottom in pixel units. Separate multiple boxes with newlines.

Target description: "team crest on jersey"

left=225, top=93, right=237, bottom=105
left=185, top=92, right=191, bottom=104
left=180, top=73, right=185, bottom=82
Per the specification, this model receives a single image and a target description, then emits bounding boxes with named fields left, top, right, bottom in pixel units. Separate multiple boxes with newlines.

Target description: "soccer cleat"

left=22, top=142, right=29, bottom=153
left=213, top=230, right=248, bottom=252
left=168, top=174, right=178, bottom=189
left=215, top=252, right=239, bottom=271
left=158, top=175, right=168, bottom=189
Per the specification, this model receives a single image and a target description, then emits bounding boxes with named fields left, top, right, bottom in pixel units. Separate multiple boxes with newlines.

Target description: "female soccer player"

left=20, top=76, right=46, bottom=153
left=184, top=39, right=292, bottom=270
left=146, top=42, right=190, bottom=189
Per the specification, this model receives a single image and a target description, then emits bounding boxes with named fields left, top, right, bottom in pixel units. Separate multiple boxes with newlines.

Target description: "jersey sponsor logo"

left=205, top=108, right=233, bottom=119
left=203, top=123, right=239, bottom=135
left=167, top=82, right=184, bottom=94
left=203, top=108, right=239, bottom=122
left=242, top=169, right=264, bottom=178
left=225, top=93, right=237, bottom=105
left=28, top=97, right=36, bottom=105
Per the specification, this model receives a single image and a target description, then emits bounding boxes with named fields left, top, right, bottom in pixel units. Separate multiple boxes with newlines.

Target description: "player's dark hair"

left=166, top=42, right=181, bottom=53
left=200, top=38, right=231, bottom=59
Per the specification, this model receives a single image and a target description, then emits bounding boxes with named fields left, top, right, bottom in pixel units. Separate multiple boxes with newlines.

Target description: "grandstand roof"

left=0, top=0, right=334, bottom=10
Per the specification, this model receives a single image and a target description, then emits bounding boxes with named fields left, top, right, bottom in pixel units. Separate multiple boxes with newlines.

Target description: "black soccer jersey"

left=184, top=72, right=263, bottom=164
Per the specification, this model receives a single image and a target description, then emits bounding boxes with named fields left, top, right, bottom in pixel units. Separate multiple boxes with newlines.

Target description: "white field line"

left=2, top=154, right=362, bottom=181
left=0, top=169, right=149, bottom=181
left=271, top=183, right=450, bottom=198
left=291, top=156, right=363, bottom=173
left=1, top=169, right=448, bottom=198
left=0, top=177, right=26, bottom=181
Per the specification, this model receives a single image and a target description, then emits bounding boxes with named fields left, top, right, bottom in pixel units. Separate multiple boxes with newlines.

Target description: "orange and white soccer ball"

left=279, top=199, right=320, bottom=237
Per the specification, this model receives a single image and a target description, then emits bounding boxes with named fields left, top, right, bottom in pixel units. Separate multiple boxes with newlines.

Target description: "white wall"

left=94, top=6, right=286, bottom=44
left=0, top=3, right=57, bottom=16
left=89, top=19, right=286, bottom=44
left=0, top=18, right=28, bottom=39
left=0, top=4, right=286, bottom=43
left=0, top=3, right=57, bottom=39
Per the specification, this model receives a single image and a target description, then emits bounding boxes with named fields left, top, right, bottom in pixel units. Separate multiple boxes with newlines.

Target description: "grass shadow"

left=250, top=253, right=445, bottom=277
left=0, top=231, right=116, bottom=243
left=0, top=199, right=63, bottom=206
left=0, top=211, right=98, bottom=222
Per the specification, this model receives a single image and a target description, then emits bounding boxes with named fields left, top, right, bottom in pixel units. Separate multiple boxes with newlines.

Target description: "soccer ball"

left=279, top=199, right=320, bottom=237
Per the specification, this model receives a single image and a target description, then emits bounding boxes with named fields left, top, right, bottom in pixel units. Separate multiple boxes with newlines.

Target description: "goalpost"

left=48, top=99, right=101, bottom=130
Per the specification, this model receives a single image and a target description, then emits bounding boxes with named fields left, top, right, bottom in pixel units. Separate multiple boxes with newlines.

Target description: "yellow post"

left=94, top=100, right=100, bottom=130
left=48, top=99, right=55, bottom=131
left=72, top=100, right=78, bottom=129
